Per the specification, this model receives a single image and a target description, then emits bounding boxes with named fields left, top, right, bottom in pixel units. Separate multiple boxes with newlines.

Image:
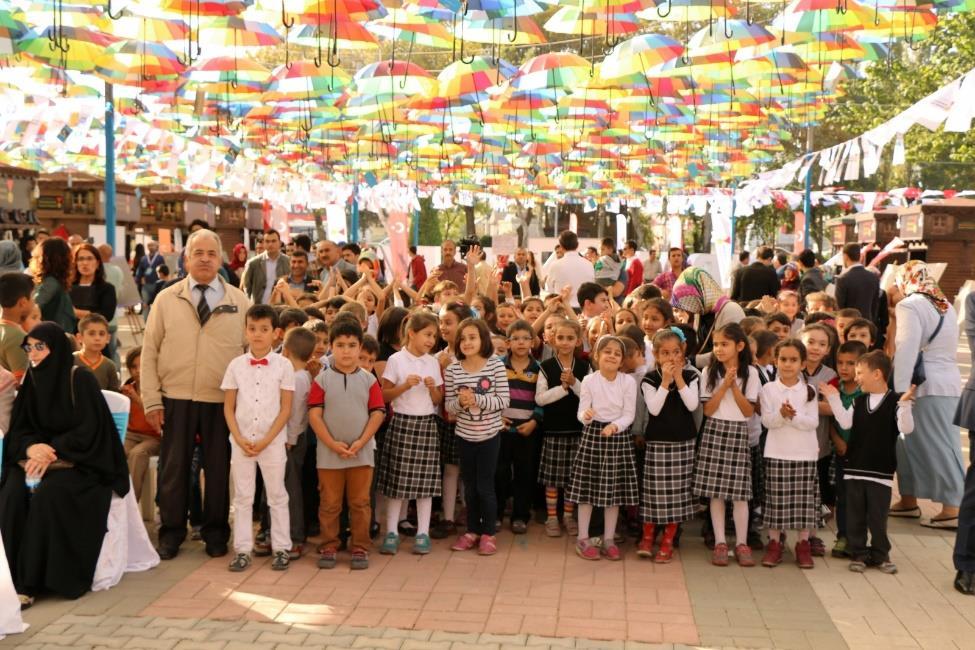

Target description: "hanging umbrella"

left=353, top=59, right=436, bottom=97
left=18, top=25, right=119, bottom=72
left=456, top=14, right=547, bottom=45
left=291, top=21, right=379, bottom=50
left=93, top=40, right=185, bottom=85
left=636, top=0, right=734, bottom=22
left=162, top=0, right=255, bottom=16
left=198, top=15, right=283, bottom=47
left=0, top=10, right=27, bottom=55
left=367, top=9, right=454, bottom=49
left=599, top=33, right=683, bottom=79
left=510, top=52, right=592, bottom=96
left=264, top=59, right=351, bottom=100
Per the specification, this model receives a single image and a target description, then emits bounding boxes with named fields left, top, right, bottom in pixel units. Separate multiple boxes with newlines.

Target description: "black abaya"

left=0, top=322, right=129, bottom=599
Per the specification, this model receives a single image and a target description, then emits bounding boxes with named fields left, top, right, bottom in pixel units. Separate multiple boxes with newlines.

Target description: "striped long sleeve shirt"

left=445, top=356, right=510, bottom=442
left=501, top=355, right=543, bottom=429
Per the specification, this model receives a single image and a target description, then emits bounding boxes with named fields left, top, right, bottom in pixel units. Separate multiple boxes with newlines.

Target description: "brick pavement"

left=1, top=328, right=972, bottom=649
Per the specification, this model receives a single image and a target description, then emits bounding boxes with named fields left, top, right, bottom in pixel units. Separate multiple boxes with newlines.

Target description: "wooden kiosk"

left=897, top=199, right=975, bottom=301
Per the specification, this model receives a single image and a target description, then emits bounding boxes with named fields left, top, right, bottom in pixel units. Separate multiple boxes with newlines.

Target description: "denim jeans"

left=457, top=435, right=501, bottom=536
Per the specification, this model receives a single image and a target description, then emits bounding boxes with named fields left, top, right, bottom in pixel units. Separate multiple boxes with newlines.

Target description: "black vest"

left=846, top=391, right=901, bottom=482
left=642, top=369, right=699, bottom=442
left=540, top=357, right=588, bottom=435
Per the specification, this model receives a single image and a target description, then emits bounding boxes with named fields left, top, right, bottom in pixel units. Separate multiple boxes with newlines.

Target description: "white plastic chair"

left=101, top=390, right=130, bottom=443
left=92, top=390, right=159, bottom=591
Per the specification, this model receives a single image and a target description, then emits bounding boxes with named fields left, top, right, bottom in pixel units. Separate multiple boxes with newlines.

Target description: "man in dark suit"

left=731, top=246, right=780, bottom=303
left=835, top=243, right=880, bottom=321
left=500, top=246, right=540, bottom=297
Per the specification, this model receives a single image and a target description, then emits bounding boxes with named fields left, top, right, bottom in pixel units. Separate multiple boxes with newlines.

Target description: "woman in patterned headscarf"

left=671, top=267, right=745, bottom=369
left=889, top=261, right=964, bottom=529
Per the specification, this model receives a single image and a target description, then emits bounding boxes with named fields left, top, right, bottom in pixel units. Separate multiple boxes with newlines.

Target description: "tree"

left=812, top=12, right=975, bottom=190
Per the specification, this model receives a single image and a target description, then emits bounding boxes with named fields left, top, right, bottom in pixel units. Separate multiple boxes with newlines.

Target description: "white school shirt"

left=699, top=365, right=760, bottom=422
left=760, top=379, right=820, bottom=461
left=220, top=351, right=296, bottom=444
left=382, top=349, right=443, bottom=415
left=577, top=372, right=637, bottom=431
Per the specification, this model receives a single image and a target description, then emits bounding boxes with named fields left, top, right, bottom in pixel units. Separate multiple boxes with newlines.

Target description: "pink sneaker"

left=450, top=533, right=479, bottom=551
left=601, top=544, right=622, bottom=561
left=478, top=535, right=497, bottom=556
left=575, top=538, right=600, bottom=561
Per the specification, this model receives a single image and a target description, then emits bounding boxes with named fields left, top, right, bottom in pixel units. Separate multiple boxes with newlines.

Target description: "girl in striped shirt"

left=445, top=318, right=511, bottom=556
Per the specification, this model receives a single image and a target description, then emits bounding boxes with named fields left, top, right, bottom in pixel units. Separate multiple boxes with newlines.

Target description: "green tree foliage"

left=815, top=12, right=975, bottom=190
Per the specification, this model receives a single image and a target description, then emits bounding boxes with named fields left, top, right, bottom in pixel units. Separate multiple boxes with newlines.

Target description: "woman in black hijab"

left=0, top=322, right=128, bottom=606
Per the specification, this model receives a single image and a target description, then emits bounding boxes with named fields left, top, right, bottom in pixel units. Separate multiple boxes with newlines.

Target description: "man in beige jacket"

left=141, top=229, right=250, bottom=559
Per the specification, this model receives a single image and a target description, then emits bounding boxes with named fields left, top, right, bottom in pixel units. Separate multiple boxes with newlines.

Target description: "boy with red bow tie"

left=221, top=304, right=295, bottom=573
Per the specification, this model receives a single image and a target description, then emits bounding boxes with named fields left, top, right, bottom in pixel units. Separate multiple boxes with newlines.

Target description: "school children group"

left=198, top=264, right=917, bottom=577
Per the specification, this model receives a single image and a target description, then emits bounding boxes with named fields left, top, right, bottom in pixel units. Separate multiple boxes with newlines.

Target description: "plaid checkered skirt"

left=376, top=413, right=442, bottom=499
left=538, top=432, right=582, bottom=488
left=763, top=458, right=818, bottom=531
left=566, top=421, right=639, bottom=507
left=693, top=418, right=752, bottom=501
left=640, top=439, right=696, bottom=524
left=438, top=416, right=460, bottom=466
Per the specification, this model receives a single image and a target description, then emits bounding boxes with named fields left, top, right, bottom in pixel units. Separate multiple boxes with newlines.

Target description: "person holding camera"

left=437, top=240, right=468, bottom=289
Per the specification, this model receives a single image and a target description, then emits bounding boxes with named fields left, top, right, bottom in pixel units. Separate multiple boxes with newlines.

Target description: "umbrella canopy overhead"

left=0, top=0, right=970, bottom=202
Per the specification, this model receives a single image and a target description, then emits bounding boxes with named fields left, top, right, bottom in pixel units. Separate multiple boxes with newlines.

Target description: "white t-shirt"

left=382, top=349, right=443, bottom=416
left=545, top=252, right=595, bottom=308
left=367, top=313, right=378, bottom=338
left=220, top=351, right=296, bottom=443
left=700, top=365, right=760, bottom=422
left=578, top=372, right=637, bottom=431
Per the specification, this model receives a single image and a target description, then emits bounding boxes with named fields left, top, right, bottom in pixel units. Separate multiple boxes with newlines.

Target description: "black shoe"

left=157, top=545, right=179, bottom=560
left=955, top=570, right=975, bottom=595
left=205, top=543, right=228, bottom=558
left=747, top=530, right=765, bottom=551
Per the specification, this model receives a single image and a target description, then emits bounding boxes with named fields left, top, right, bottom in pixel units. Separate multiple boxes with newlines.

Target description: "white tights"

left=442, top=464, right=461, bottom=522
left=575, top=504, right=619, bottom=543
left=710, top=498, right=749, bottom=545
left=385, top=497, right=433, bottom=537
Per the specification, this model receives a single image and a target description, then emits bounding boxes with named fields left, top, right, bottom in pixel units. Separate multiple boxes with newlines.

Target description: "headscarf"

left=2, top=321, right=129, bottom=496
left=0, top=240, right=23, bottom=274
left=895, top=260, right=950, bottom=315
left=230, top=243, right=248, bottom=271
left=671, top=267, right=729, bottom=316
left=780, top=262, right=799, bottom=291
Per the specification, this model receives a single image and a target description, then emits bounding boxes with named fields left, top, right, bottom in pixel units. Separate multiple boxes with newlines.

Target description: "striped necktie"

left=196, top=284, right=211, bottom=325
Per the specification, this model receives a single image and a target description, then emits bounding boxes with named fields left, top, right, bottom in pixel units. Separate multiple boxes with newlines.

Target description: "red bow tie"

left=250, top=358, right=269, bottom=366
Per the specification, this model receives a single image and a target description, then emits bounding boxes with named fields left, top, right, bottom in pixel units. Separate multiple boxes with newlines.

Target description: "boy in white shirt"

left=222, top=304, right=295, bottom=572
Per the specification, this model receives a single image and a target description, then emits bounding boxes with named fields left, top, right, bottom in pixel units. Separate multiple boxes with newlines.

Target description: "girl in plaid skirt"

left=694, top=323, right=760, bottom=568
left=637, top=328, right=700, bottom=563
left=379, top=312, right=444, bottom=556
left=758, top=339, right=820, bottom=569
left=536, top=318, right=588, bottom=537
left=431, top=302, right=474, bottom=539
left=567, top=336, right=638, bottom=561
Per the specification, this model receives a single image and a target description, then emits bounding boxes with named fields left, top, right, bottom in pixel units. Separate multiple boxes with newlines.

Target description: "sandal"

left=888, top=506, right=921, bottom=519
left=920, top=516, right=958, bottom=530
left=18, top=594, right=33, bottom=610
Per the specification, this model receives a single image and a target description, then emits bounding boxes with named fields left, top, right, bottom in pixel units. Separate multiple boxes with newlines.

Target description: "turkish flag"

left=384, top=210, right=409, bottom=281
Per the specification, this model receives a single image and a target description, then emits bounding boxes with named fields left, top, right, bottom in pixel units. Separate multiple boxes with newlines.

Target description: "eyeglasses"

left=21, top=342, right=47, bottom=353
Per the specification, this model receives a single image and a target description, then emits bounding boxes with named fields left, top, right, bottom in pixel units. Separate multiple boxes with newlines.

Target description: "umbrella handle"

left=657, top=0, right=672, bottom=18
left=106, top=0, right=123, bottom=20
left=282, top=0, right=295, bottom=28
left=723, top=17, right=733, bottom=39
left=746, top=2, right=753, bottom=25
left=507, top=3, right=518, bottom=43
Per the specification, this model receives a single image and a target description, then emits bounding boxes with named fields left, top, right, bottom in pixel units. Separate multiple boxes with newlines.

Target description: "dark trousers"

left=457, top=434, right=501, bottom=536
left=495, top=430, right=536, bottom=523
left=157, top=398, right=231, bottom=549
left=259, top=432, right=307, bottom=544
left=817, top=455, right=835, bottom=507
left=953, top=433, right=975, bottom=572
left=845, top=479, right=891, bottom=564
left=303, top=430, right=320, bottom=532
left=834, top=456, right=847, bottom=539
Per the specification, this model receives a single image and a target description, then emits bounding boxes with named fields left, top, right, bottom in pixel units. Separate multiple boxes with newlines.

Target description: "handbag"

left=910, top=307, right=944, bottom=387
left=17, top=366, right=78, bottom=473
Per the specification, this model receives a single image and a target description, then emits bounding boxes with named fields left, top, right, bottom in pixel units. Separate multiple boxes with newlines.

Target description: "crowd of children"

left=0, top=240, right=919, bottom=576
left=181, top=245, right=917, bottom=576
